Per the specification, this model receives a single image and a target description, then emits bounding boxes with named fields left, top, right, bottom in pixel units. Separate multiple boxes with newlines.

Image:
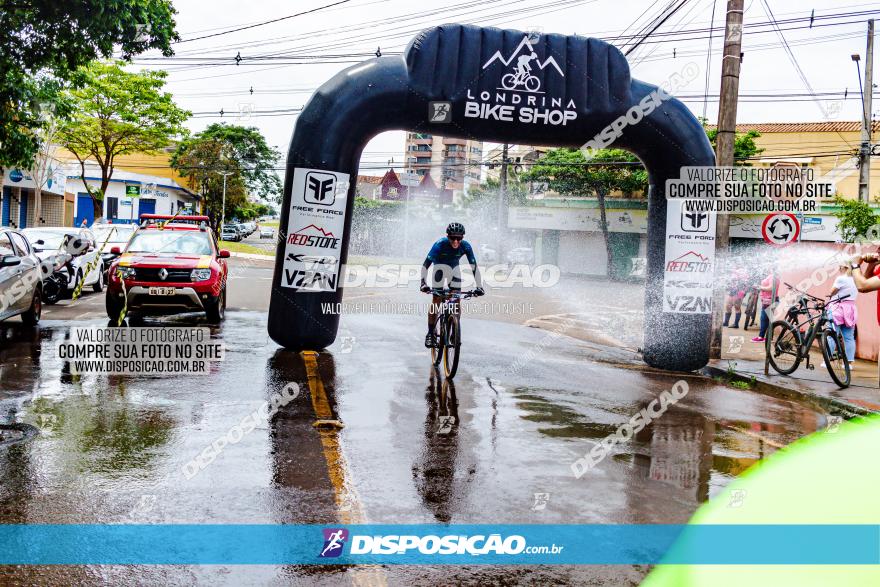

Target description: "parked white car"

left=23, top=227, right=105, bottom=295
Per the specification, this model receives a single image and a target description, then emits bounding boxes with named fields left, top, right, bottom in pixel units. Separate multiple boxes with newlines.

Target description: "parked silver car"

left=0, top=228, right=42, bottom=325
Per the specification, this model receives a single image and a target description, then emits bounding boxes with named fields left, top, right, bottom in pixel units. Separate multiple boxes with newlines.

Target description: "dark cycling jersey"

left=425, top=237, right=476, bottom=268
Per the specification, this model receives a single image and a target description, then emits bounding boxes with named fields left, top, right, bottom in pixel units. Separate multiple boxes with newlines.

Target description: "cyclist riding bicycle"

left=516, top=52, right=538, bottom=77
left=420, top=222, right=484, bottom=348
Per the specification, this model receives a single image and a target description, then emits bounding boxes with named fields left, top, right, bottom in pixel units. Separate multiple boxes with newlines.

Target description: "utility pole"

left=857, top=19, right=875, bottom=202
left=709, top=0, right=744, bottom=359
left=497, top=143, right=509, bottom=260
left=219, top=171, right=233, bottom=229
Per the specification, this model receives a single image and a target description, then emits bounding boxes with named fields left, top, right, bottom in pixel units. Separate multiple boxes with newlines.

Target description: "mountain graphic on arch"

left=481, top=35, right=565, bottom=76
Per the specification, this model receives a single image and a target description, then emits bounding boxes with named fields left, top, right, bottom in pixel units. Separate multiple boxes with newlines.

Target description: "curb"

left=700, top=365, right=874, bottom=419
left=229, top=251, right=274, bottom=260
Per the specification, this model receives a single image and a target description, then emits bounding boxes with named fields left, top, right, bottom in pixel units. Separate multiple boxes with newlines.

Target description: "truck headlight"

left=191, top=268, right=212, bottom=282
left=118, top=266, right=136, bottom=279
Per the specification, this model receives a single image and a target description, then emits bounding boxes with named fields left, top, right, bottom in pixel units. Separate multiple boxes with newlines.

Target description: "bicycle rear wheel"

left=443, top=316, right=461, bottom=378
left=766, top=320, right=802, bottom=375
left=821, top=329, right=851, bottom=388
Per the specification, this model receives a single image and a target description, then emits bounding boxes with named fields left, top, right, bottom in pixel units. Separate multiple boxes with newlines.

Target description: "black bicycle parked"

left=766, top=283, right=851, bottom=388
left=426, top=288, right=477, bottom=379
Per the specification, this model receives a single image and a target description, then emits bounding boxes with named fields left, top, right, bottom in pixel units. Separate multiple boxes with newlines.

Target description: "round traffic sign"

left=761, top=212, right=800, bottom=246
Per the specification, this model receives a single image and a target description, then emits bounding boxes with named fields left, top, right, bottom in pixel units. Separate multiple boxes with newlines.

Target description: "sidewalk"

left=709, top=325, right=880, bottom=417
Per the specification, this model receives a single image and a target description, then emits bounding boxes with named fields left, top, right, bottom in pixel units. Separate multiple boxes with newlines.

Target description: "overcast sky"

left=131, top=0, right=880, bottom=176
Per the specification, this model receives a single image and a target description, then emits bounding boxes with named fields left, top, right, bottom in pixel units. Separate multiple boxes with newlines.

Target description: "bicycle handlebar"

left=426, top=288, right=478, bottom=298
left=784, top=282, right=822, bottom=302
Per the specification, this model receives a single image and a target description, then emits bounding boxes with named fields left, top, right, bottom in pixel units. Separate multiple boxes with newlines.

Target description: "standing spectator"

left=751, top=264, right=779, bottom=343
left=827, top=263, right=858, bottom=364
left=723, top=262, right=748, bottom=329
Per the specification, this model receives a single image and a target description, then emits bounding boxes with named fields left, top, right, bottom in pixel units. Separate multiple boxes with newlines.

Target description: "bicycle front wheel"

left=766, top=320, right=802, bottom=375
left=443, top=316, right=461, bottom=378
left=821, top=329, right=851, bottom=388
left=431, top=322, right=442, bottom=367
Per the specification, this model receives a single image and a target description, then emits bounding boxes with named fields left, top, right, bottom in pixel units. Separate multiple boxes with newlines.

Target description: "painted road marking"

left=300, top=351, right=386, bottom=587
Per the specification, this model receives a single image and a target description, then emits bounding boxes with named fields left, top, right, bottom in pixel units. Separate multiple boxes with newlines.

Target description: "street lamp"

left=853, top=54, right=866, bottom=127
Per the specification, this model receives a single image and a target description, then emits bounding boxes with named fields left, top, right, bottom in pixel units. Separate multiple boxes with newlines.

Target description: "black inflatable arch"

left=268, top=24, right=716, bottom=372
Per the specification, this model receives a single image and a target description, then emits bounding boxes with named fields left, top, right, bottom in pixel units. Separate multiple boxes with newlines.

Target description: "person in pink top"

left=751, top=265, right=778, bottom=343
left=827, top=263, right=858, bottom=363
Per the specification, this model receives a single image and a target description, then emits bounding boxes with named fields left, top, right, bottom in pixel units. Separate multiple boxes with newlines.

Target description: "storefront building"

left=65, top=166, right=201, bottom=225
left=0, top=167, right=69, bottom=228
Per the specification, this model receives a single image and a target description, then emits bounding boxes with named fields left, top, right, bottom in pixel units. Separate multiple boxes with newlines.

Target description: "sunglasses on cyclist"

left=448, top=235, right=463, bottom=241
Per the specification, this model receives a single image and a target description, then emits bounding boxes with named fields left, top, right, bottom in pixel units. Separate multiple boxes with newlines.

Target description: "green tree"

left=171, top=136, right=243, bottom=230
left=171, top=124, right=280, bottom=229
left=58, top=61, right=189, bottom=218
left=459, top=176, right=528, bottom=222
left=191, top=124, right=281, bottom=201
left=524, top=148, right=647, bottom=197
left=523, top=147, right=647, bottom=279
left=0, top=0, right=178, bottom=183
left=701, top=119, right=764, bottom=165
left=831, top=196, right=879, bottom=243
left=28, top=76, right=73, bottom=225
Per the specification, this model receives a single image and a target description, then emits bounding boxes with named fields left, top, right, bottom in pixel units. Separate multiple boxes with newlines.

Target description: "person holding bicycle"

left=827, top=263, right=858, bottom=364
left=420, top=222, right=484, bottom=348
left=751, top=264, right=779, bottom=343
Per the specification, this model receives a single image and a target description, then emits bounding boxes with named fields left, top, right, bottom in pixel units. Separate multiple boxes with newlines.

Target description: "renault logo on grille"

left=158, top=268, right=168, bottom=281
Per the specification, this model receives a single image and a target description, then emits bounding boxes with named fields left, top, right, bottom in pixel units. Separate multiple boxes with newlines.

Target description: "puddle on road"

left=509, top=384, right=824, bottom=503
left=0, top=423, right=38, bottom=447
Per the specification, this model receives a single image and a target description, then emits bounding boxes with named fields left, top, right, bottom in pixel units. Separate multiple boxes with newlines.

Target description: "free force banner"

left=280, top=168, right=350, bottom=292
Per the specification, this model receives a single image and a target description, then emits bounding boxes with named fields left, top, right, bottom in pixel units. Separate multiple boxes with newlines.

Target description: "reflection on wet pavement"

left=0, top=311, right=829, bottom=585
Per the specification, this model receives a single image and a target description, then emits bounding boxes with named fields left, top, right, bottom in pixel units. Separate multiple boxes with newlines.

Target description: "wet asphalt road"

left=0, top=259, right=832, bottom=585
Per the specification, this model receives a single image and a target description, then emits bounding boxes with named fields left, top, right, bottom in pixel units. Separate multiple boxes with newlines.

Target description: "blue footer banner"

left=0, top=524, right=877, bottom=565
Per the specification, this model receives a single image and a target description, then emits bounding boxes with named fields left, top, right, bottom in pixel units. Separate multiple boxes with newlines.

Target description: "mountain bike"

left=501, top=70, right=540, bottom=92
left=766, top=286, right=851, bottom=388
left=426, top=288, right=477, bottom=378
left=742, top=287, right=759, bottom=330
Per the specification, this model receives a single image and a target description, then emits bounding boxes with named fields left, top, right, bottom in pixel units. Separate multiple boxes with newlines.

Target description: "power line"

left=759, top=0, right=854, bottom=150
left=145, top=10, right=880, bottom=79
left=175, top=0, right=357, bottom=44
left=702, top=0, right=717, bottom=119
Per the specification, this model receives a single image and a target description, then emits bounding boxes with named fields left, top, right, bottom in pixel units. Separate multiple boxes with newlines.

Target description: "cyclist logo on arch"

left=502, top=52, right=541, bottom=92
